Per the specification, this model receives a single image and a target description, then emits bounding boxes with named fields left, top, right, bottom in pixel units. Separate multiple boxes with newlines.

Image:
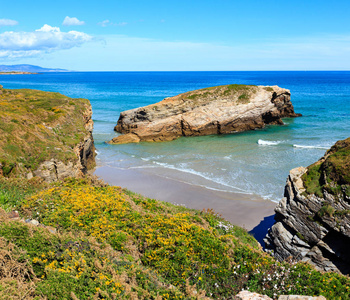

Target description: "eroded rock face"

left=109, top=84, right=300, bottom=144
left=33, top=105, right=96, bottom=182
left=265, top=138, right=350, bottom=275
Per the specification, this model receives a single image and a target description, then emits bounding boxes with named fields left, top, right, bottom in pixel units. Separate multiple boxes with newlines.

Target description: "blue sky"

left=1, top=0, right=350, bottom=71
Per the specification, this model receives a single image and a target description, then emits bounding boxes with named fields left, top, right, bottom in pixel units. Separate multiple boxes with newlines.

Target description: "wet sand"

left=94, top=166, right=277, bottom=232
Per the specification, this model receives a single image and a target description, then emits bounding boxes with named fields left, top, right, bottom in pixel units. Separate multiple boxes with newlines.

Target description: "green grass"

left=302, top=164, right=323, bottom=197
left=0, top=86, right=94, bottom=176
left=302, top=137, right=350, bottom=199
left=223, top=84, right=253, bottom=96
left=183, top=84, right=257, bottom=103
left=237, top=93, right=250, bottom=104
left=317, top=202, right=336, bottom=218
left=0, top=177, right=46, bottom=211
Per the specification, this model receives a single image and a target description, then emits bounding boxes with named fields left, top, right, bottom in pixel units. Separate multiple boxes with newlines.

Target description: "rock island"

left=109, top=84, right=301, bottom=144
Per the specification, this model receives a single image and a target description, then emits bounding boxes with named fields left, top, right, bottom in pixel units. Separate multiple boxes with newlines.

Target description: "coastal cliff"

left=0, top=85, right=95, bottom=182
left=109, top=84, right=300, bottom=144
left=265, top=137, right=350, bottom=275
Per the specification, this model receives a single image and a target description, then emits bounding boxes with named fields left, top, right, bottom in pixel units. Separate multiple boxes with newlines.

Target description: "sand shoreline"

left=93, top=166, right=277, bottom=234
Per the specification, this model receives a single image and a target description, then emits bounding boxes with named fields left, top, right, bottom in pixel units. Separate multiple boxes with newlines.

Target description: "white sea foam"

left=128, top=165, right=156, bottom=169
left=293, top=144, right=329, bottom=150
left=257, top=139, right=281, bottom=146
left=143, top=160, right=254, bottom=195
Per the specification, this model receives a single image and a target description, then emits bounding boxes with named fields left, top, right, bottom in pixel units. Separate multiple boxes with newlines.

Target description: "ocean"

left=1, top=71, right=350, bottom=202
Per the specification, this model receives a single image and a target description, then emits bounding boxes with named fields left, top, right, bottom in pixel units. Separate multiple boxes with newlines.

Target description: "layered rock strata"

left=265, top=138, right=350, bottom=275
left=109, top=84, right=300, bottom=144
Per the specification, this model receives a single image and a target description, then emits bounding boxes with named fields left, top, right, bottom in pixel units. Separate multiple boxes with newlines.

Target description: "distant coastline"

left=0, top=71, right=38, bottom=75
left=0, top=64, right=68, bottom=73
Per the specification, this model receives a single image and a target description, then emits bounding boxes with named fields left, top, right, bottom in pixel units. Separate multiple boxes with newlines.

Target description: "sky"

left=1, top=0, right=350, bottom=71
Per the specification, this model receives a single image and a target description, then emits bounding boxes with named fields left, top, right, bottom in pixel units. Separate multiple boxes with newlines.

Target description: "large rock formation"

left=265, top=138, right=350, bottom=275
left=109, top=84, right=300, bottom=144
left=0, top=85, right=95, bottom=182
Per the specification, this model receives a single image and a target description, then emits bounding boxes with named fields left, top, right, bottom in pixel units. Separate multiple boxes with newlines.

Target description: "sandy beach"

left=94, top=166, right=277, bottom=235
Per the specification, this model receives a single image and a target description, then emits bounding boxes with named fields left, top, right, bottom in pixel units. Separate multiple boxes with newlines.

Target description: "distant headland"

left=0, top=64, right=68, bottom=73
left=0, top=71, right=38, bottom=75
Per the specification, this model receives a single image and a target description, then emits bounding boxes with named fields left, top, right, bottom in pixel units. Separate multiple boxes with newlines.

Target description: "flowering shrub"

left=18, top=178, right=350, bottom=299
left=0, top=214, right=188, bottom=299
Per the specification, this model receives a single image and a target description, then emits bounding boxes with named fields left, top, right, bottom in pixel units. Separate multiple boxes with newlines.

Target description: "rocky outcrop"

left=32, top=104, right=95, bottom=182
left=0, top=86, right=96, bottom=182
left=109, top=84, right=300, bottom=144
left=265, top=138, right=350, bottom=275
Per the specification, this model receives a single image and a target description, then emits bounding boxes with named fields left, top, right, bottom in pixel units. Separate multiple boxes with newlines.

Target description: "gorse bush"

left=12, top=178, right=349, bottom=299
left=0, top=209, right=188, bottom=299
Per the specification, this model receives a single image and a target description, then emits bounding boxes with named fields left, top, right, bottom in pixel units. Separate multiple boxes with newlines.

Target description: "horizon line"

left=40, top=70, right=350, bottom=73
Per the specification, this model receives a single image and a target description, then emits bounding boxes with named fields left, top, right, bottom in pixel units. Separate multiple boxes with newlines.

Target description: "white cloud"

left=0, top=50, right=42, bottom=59
left=0, top=24, right=92, bottom=58
left=0, top=19, right=18, bottom=26
left=62, top=16, right=85, bottom=26
left=97, top=20, right=127, bottom=27
left=117, top=22, right=128, bottom=26
left=3, top=31, right=350, bottom=70
left=98, top=20, right=110, bottom=27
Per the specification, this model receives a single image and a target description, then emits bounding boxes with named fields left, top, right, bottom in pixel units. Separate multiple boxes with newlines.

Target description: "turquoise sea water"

left=1, top=71, right=349, bottom=201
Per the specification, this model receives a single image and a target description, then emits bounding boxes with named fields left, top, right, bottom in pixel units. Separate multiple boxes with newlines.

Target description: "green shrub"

left=16, top=179, right=350, bottom=299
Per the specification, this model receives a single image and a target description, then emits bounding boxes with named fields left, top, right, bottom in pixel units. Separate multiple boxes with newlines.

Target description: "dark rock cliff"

left=264, top=137, right=350, bottom=275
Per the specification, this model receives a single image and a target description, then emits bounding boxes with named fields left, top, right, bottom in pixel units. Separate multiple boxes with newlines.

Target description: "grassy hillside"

left=0, top=177, right=349, bottom=299
left=0, top=85, right=93, bottom=177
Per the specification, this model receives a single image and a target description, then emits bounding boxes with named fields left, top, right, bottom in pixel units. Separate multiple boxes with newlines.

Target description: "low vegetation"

left=183, top=84, right=258, bottom=105
left=302, top=137, right=350, bottom=198
left=0, top=177, right=349, bottom=299
left=0, top=85, right=91, bottom=176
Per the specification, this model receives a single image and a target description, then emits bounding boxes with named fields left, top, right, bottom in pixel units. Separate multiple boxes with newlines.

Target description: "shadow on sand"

left=249, top=214, right=275, bottom=247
